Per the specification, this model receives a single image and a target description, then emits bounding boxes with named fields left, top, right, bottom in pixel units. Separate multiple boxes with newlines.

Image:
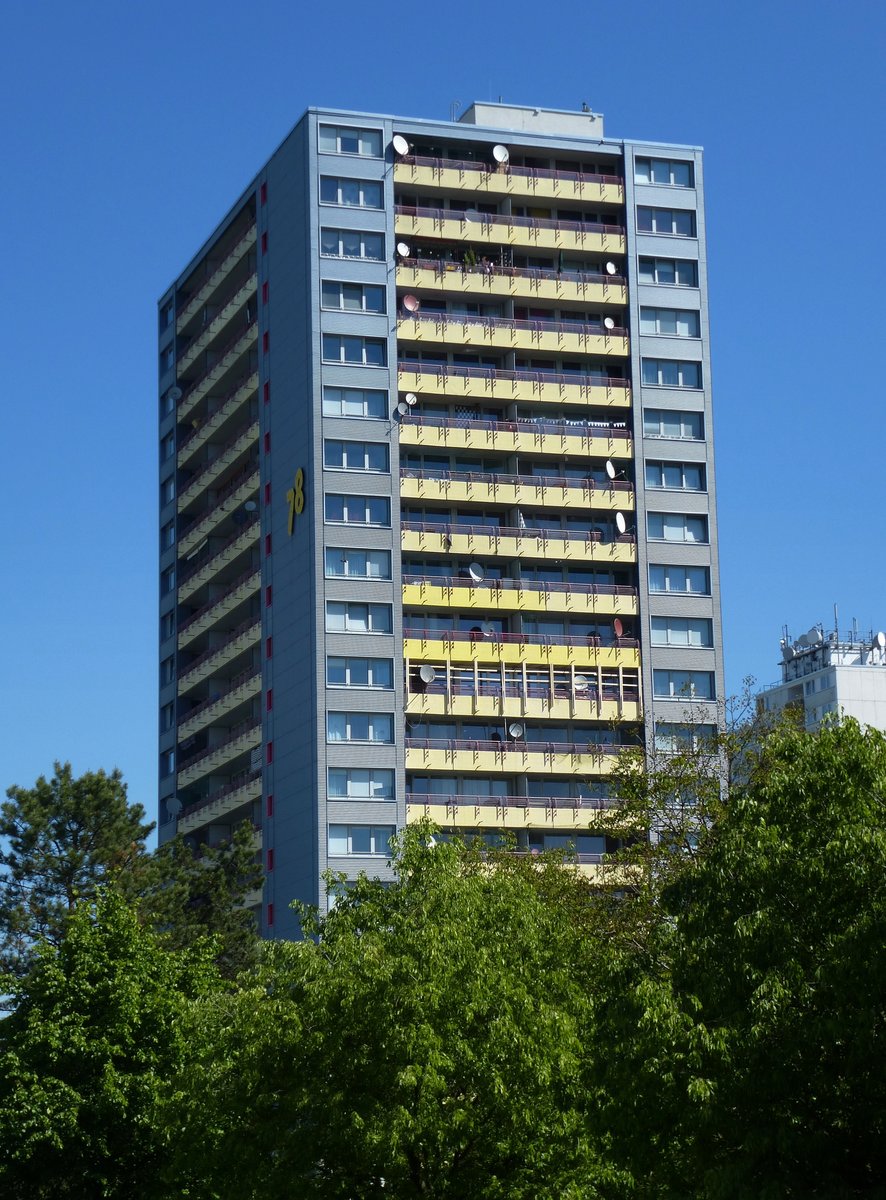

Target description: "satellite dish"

left=396, top=241, right=411, bottom=258
left=396, top=401, right=409, bottom=416
left=392, top=134, right=410, bottom=157
left=613, top=617, right=624, bottom=638
left=402, top=294, right=421, bottom=314
left=877, top=632, right=886, bottom=650
left=603, top=316, right=616, bottom=331
left=463, top=208, right=480, bottom=222
left=404, top=392, right=418, bottom=407
left=604, top=261, right=617, bottom=276
left=480, top=621, right=496, bottom=637
left=807, top=627, right=823, bottom=646
left=419, top=664, right=436, bottom=684
left=467, top=562, right=485, bottom=583
left=783, top=644, right=795, bottom=661
left=796, top=633, right=810, bottom=648
left=165, top=797, right=182, bottom=818
left=605, top=459, right=616, bottom=480
left=243, top=500, right=258, bottom=512
left=507, top=722, right=524, bottom=739
left=615, top=512, right=627, bottom=535
left=574, top=674, right=589, bottom=692
left=492, top=144, right=510, bottom=164
left=168, top=386, right=183, bottom=402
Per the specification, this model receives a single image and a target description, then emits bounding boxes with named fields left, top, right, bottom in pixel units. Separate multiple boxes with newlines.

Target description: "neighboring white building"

left=758, top=623, right=886, bottom=731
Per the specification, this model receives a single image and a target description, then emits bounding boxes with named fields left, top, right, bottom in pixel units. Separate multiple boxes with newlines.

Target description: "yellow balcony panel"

left=176, top=769, right=262, bottom=836
left=178, top=519, right=260, bottom=602
left=395, top=207, right=626, bottom=256
left=178, top=570, right=261, bottom=650
left=397, top=365, right=630, bottom=410
left=178, top=372, right=258, bottom=469
left=398, top=416, right=632, bottom=460
left=394, top=158, right=624, bottom=206
left=406, top=797, right=610, bottom=831
left=400, top=470, right=634, bottom=513
left=177, top=226, right=257, bottom=332
left=178, top=620, right=261, bottom=695
left=402, top=632, right=640, bottom=670
left=177, top=721, right=261, bottom=789
left=397, top=260, right=627, bottom=307
left=178, top=422, right=259, bottom=511
left=405, top=740, right=618, bottom=776
left=178, top=466, right=259, bottom=558
left=402, top=577, right=638, bottom=618
left=406, top=691, right=641, bottom=723
left=178, top=670, right=262, bottom=740
left=177, top=274, right=258, bottom=374
left=398, top=313, right=628, bottom=359
left=178, top=322, right=258, bottom=422
left=401, top=522, right=637, bottom=565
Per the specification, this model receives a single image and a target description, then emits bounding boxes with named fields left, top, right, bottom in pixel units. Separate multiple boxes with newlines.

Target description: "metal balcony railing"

left=403, top=628, right=638, bottom=650
left=398, top=361, right=630, bottom=393
left=177, top=225, right=256, bottom=327
left=178, top=463, right=259, bottom=541
left=399, top=413, right=632, bottom=441
left=178, top=514, right=260, bottom=588
left=177, top=274, right=257, bottom=369
left=399, top=256, right=626, bottom=288
left=179, top=668, right=261, bottom=727
left=400, top=468, right=632, bottom=494
left=401, top=521, right=635, bottom=545
left=177, top=617, right=261, bottom=686
left=179, top=768, right=262, bottom=822
left=406, top=791, right=610, bottom=810
left=407, top=678, right=640, bottom=704
left=398, top=154, right=623, bottom=189
left=178, top=319, right=257, bottom=409
left=405, top=736, right=618, bottom=758
left=402, top=574, right=637, bottom=598
left=179, top=423, right=258, bottom=502
left=395, top=204, right=624, bottom=238
left=400, top=310, right=628, bottom=339
left=177, top=373, right=257, bottom=455
left=178, top=568, right=260, bottom=636
left=177, top=719, right=261, bottom=775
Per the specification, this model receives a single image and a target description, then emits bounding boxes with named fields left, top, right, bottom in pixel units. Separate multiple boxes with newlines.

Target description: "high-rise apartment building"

left=157, top=102, right=724, bottom=937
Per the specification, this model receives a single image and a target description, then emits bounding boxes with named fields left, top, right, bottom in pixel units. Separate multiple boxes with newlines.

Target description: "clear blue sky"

left=1, top=0, right=884, bottom=814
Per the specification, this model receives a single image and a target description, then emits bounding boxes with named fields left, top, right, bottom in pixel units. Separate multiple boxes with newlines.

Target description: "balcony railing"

left=399, top=154, right=623, bottom=189
left=395, top=204, right=624, bottom=238
left=401, top=520, right=635, bottom=545
left=178, top=567, right=260, bottom=635
left=178, top=319, right=257, bottom=409
left=179, top=768, right=262, bottom=822
left=399, top=310, right=628, bottom=339
left=406, top=791, right=610, bottom=810
left=405, top=736, right=619, bottom=758
left=178, top=514, right=260, bottom=588
left=177, top=372, right=257, bottom=456
left=401, top=468, right=632, bottom=494
left=403, top=574, right=636, bottom=598
left=179, top=668, right=261, bottom=726
left=177, top=274, right=257, bottom=370
left=407, top=678, right=639, bottom=704
left=399, top=256, right=626, bottom=288
left=398, top=361, right=630, bottom=393
left=177, top=617, right=261, bottom=687
left=178, top=462, right=260, bottom=541
left=403, top=628, right=638, bottom=650
left=400, top=413, right=631, bottom=441
left=177, top=719, right=261, bottom=775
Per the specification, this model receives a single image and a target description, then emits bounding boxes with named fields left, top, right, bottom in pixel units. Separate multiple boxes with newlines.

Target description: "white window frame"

left=319, top=176, right=384, bottom=209
left=328, top=824, right=395, bottom=856
left=322, top=386, right=387, bottom=420
left=325, top=601, right=392, bottom=634
left=647, top=513, right=709, bottom=544
left=326, top=712, right=395, bottom=744
left=642, top=358, right=703, bottom=389
left=323, top=440, right=389, bottom=472
left=326, top=656, right=394, bottom=689
left=324, top=494, right=390, bottom=527
left=322, top=334, right=387, bottom=367
left=640, top=307, right=700, bottom=337
left=320, top=280, right=386, bottom=314
left=650, top=616, right=714, bottom=648
left=653, top=670, right=715, bottom=700
left=327, top=767, right=395, bottom=800
left=643, top=409, right=704, bottom=440
left=635, top=157, right=694, bottom=188
left=637, top=207, right=696, bottom=237
left=320, top=228, right=385, bottom=261
left=648, top=564, right=711, bottom=595
left=638, top=257, right=699, bottom=287
left=645, top=461, right=707, bottom=491
left=318, top=125, right=383, bottom=158
left=324, top=547, right=392, bottom=579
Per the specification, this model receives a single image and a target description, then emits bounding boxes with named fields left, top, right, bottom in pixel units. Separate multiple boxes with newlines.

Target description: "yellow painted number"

left=286, top=467, right=305, bottom=535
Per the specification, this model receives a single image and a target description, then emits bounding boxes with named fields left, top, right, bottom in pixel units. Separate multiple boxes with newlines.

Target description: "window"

left=161, top=432, right=175, bottom=461
left=645, top=461, right=706, bottom=491
left=321, top=280, right=386, bottom=313
left=324, top=494, right=390, bottom=526
left=161, top=566, right=176, bottom=594
left=325, top=547, right=391, bottom=579
left=161, top=476, right=175, bottom=505
left=160, top=702, right=175, bottom=732
left=655, top=722, right=717, bottom=751
left=651, top=616, right=714, bottom=647
left=328, top=767, right=394, bottom=799
left=326, top=601, right=392, bottom=633
left=649, top=564, right=710, bottom=594
left=635, top=158, right=694, bottom=187
left=327, top=712, right=394, bottom=743
left=647, top=513, right=708, bottom=543
left=161, top=345, right=175, bottom=371
left=161, top=520, right=175, bottom=549
left=160, top=656, right=175, bottom=685
left=160, top=610, right=175, bottom=639
left=642, top=359, right=702, bottom=388
left=653, top=670, right=715, bottom=700
left=638, top=257, right=698, bottom=286
left=643, top=409, right=703, bottom=439
left=320, top=176, right=383, bottom=208
left=319, top=125, right=383, bottom=157
left=321, top=228, right=384, bottom=261
left=640, top=307, right=700, bottom=337
left=324, top=440, right=389, bottom=472
left=160, top=301, right=174, bottom=330
left=161, top=749, right=175, bottom=777
left=322, top=386, right=387, bottom=419
left=327, top=657, right=394, bottom=688
left=322, top=334, right=386, bottom=366
left=637, top=207, right=696, bottom=237
left=328, top=824, right=395, bottom=856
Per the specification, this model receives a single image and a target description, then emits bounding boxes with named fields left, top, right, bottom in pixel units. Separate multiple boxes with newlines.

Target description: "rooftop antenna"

left=833, top=602, right=839, bottom=638
left=450, top=100, right=463, bottom=123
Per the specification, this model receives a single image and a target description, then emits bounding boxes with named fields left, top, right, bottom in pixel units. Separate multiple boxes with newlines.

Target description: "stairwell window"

left=322, top=335, right=386, bottom=366
left=328, top=768, right=394, bottom=800
left=327, top=657, right=394, bottom=688
left=321, top=280, right=386, bottom=313
left=649, top=564, right=710, bottom=594
left=653, top=670, right=715, bottom=700
left=643, top=409, right=704, bottom=440
left=647, top=513, right=708, bottom=543
left=637, top=207, right=696, bottom=237
left=639, top=257, right=698, bottom=286
left=645, top=461, right=706, bottom=491
left=322, top=386, right=387, bottom=419
left=324, top=494, right=390, bottom=526
left=325, top=601, right=392, bottom=633
left=640, top=307, right=700, bottom=337
left=321, top=228, right=384, bottom=261
left=320, top=177, right=383, bottom=208
left=324, top=547, right=391, bottom=579
left=651, top=617, right=714, bottom=648
left=635, top=158, right=694, bottom=188
left=642, top=359, right=702, bottom=388
left=328, top=824, right=395, bottom=856
left=327, top=712, right=394, bottom=743
left=319, top=125, right=383, bottom=157
left=324, top=440, right=389, bottom=472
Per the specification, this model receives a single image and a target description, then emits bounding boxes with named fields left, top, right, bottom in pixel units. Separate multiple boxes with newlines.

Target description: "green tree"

left=0, top=890, right=221, bottom=1199
left=177, top=825, right=624, bottom=1200
left=0, top=763, right=153, bottom=977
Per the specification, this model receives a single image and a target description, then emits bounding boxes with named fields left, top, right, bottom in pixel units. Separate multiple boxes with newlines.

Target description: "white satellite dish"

left=603, top=316, right=616, bottom=331
left=796, top=633, right=810, bottom=648
left=404, top=392, right=418, bottom=407
left=396, top=401, right=409, bottom=416
left=492, top=144, right=510, bottom=164
left=243, top=499, right=258, bottom=512
left=396, top=241, right=411, bottom=258
left=168, top=386, right=183, bottom=402
left=165, top=797, right=182, bottom=818
left=783, top=644, right=795, bottom=661
left=613, top=617, right=624, bottom=638
left=507, top=722, right=524, bottom=739
left=876, top=632, right=886, bottom=650
left=419, top=664, right=436, bottom=684
left=392, top=134, right=410, bottom=157
left=605, top=459, right=616, bottom=480
left=615, top=512, right=627, bottom=535
left=467, top=562, right=485, bottom=583
left=480, top=621, right=496, bottom=637
left=574, top=674, right=589, bottom=692
left=807, top=626, right=823, bottom=646
left=402, top=294, right=421, bottom=314
left=464, top=209, right=480, bottom=223
left=604, top=261, right=617, bottom=276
